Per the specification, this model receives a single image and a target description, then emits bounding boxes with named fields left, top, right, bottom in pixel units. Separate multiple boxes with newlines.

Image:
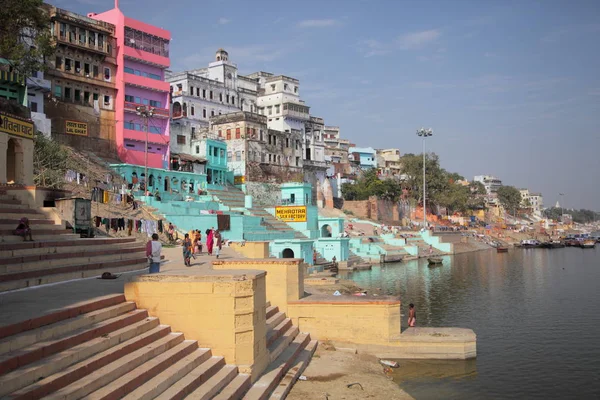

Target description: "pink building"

left=89, top=0, right=171, bottom=169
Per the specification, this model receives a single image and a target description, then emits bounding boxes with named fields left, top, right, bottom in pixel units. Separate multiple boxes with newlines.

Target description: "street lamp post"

left=136, top=106, right=155, bottom=193
left=416, top=128, right=433, bottom=229
left=559, top=192, right=565, bottom=221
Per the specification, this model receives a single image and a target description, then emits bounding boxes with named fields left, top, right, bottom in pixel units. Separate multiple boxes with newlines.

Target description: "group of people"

left=182, top=227, right=222, bottom=266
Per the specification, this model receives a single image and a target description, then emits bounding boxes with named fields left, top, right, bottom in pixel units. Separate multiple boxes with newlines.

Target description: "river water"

left=346, top=246, right=600, bottom=399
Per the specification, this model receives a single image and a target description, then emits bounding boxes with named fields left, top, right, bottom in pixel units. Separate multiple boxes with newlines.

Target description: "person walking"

left=214, top=230, right=222, bottom=258
left=408, top=303, right=416, bottom=327
left=206, top=228, right=214, bottom=255
left=182, top=233, right=193, bottom=266
left=167, top=223, right=175, bottom=242
left=146, top=233, right=162, bottom=273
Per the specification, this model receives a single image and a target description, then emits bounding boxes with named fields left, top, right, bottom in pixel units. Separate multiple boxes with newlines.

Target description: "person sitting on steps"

left=15, top=217, right=33, bottom=242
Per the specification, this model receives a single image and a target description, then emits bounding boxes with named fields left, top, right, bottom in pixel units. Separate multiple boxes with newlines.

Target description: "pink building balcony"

left=123, top=128, right=168, bottom=144
left=124, top=73, right=170, bottom=92
left=124, top=101, right=170, bottom=118
left=124, top=45, right=169, bottom=68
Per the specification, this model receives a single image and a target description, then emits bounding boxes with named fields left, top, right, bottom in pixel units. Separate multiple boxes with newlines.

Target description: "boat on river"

left=497, top=246, right=509, bottom=253
left=581, top=239, right=596, bottom=248
left=541, top=241, right=566, bottom=249
left=518, top=239, right=542, bottom=248
left=428, top=257, right=443, bottom=265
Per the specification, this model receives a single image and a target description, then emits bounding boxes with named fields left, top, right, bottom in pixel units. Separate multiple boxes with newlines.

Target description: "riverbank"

left=288, top=342, right=414, bottom=400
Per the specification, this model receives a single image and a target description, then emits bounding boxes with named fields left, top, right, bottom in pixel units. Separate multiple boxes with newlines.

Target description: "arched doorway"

left=321, top=224, right=332, bottom=238
left=282, top=248, right=294, bottom=258
left=164, top=176, right=170, bottom=191
left=6, top=138, right=23, bottom=184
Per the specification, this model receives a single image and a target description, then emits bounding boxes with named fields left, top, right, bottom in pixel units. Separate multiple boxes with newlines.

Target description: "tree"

left=33, top=132, right=72, bottom=188
left=496, top=185, right=522, bottom=216
left=399, top=153, right=450, bottom=210
left=0, top=0, right=54, bottom=76
left=341, top=168, right=403, bottom=202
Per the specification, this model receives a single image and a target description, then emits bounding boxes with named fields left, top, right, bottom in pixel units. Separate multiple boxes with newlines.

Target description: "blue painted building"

left=349, top=146, right=377, bottom=170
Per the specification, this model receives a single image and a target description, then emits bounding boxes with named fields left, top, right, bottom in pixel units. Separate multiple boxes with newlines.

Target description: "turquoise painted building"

left=198, top=139, right=228, bottom=185
left=111, top=164, right=208, bottom=195
left=270, top=239, right=315, bottom=264
left=0, top=61, right=27, bottom=106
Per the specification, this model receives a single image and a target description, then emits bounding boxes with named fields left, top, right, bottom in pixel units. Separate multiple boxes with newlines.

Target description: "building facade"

left=44, top=5, right=118, bottom=157
left=376, top=148, right=402, bottom=178
left=26, top=71, right=52, bottom=137
left=90, top=2, right=171, bottom=169
left=474, top=175, right=503, bottom=195
left=349, top=146, right=377, bottom=170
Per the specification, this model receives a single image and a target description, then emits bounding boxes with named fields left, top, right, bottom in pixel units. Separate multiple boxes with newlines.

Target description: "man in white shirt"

left=146, top=233, right=162, bottom=273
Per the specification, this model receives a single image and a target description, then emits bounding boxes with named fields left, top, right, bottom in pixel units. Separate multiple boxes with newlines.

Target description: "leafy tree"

left=469, top=181, right=486, bottom=195
left=496, top=185, right=522, bottom=215
left=399, top=153, right=451, bottom=209
left=341, top=168, right=403, bottom=202
left=543, top=207, right=600, bottom=223
left=0, top=0, right=54, bottom=75
left=33, top=132, right=72, bottom=188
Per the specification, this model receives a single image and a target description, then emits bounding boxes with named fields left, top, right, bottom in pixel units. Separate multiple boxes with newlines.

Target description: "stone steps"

left=0, top=232, right=80, bottom=243
left=268, top=340, right=318, bottom=400
left=0, top=294, right=316, bottom=400
left=0, top=237, right=139, bottom=258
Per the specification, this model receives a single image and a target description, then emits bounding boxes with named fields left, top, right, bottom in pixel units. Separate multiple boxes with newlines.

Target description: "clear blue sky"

left=56, top=0, right=600, bottom=210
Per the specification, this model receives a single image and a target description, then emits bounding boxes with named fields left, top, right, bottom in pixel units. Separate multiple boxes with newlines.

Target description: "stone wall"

left=245, top=181, right=281, bottom=206
left=342, top=196, right=401, bottom=223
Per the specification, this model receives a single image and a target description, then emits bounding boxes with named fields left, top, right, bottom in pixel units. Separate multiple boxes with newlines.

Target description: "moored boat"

left=497, top=246, right=508, bottom=253
left=581, top=239, right=596, bottom=248
left=518, top=239, right=542, bottom=248
left=428, top=257, right=443, bottom=265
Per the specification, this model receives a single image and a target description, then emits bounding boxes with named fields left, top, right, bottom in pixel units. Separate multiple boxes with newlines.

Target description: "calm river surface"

left=346, top=246, right=600, bottom=399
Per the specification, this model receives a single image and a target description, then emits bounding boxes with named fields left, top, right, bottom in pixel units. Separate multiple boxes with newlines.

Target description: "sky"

left=54, top=0, right=600, bottom=210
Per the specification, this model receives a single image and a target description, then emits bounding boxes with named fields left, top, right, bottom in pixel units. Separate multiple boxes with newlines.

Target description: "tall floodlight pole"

left=559, top=193, right=565, bottom=221
left=416, top=128, right=433, bottom=228
left=136, top=106, right=155, bottom=193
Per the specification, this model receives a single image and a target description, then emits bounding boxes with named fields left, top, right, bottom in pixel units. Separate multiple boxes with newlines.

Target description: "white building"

left=167, top=49, right=328, bottom=184
left=26, top=71, right=52, bottom=137
left=474, top=175, right=503, bottom=194
left=519, top=188, right=544, bottom=217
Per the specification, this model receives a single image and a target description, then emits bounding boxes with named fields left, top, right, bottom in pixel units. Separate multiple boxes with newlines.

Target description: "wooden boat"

left=497, top=246, right=508, bottom=253
left=581, top=239, right=596, bottom=248
left=427, top=257, right=443, bottom=265
left=518, top=239, right=542, bottom=248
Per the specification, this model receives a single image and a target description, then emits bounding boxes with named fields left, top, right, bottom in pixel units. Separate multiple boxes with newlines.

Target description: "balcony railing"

left=56, top=34, right=110, bottom=56
left=124, top=101, right=170, bottom=118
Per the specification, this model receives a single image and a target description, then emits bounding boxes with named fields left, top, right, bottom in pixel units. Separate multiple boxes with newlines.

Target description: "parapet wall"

left=124, top=270, right=269, bottom=380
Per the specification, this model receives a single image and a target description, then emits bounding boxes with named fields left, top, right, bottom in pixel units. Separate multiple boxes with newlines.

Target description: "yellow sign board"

left=65, top=120, right=88, bottom=136
left=275, top=206, right=307, bottom=222
left=0, top=113, right=34, bottom=139
left=234, top=176, right=245, bottom=185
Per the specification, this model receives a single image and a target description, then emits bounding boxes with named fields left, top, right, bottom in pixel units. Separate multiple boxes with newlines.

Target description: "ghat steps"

left=0, top=194, right=151, bottom=293
left=0, top=295, right=315, bottom=399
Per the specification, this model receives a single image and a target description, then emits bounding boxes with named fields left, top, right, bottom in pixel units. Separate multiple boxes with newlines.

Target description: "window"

left=226, top=129, right=231, bottom=140
left=246, top=127, right=251, bottom=136
left=275, top=104, right=280, bottom=114
left=124, top=26, right=170, bottom=57
left=97, top=34, right=104, bottom=49
left=235, top=128, right=240, bottom=139
left=196, top=145, right=200, bottom=154
left=273, top=136, right=277, bottom=146
left=226, top=94, right=229, bottom=103
left=267, top=106, right=272, bottom=115
left=142, top=98, right=149, bottom=105
left=30, top=102, right=38, bottom=112
left=84, top=91, right=90, bottom=104
left=65, top=58, right=72, bottom=71
left=227, top=151, right=232, bottom=161
left=235, top=151, right=241, bottom=161
left=286, top=138, right=289, bottom=148
left=271, top=84, right=275, bottom=91
left=135, top=96, right=141, bottom=104
left=218, top=130, right=222, bottom=137
left=135, top=70, right=141, bottom=76
left=284, top=83, right=288, bottom=90
left=191, top=127, right=195, bottom=136
left=191, top=106, right=195, bottom=116
left=231, top=96, right=235, bottom=104
left=125, top=143, right=135, bottom=148
left=209, top=91, right=213, bottom=99
left=252, top=128, right=256, bottom=137
left=93, top=65, right=99, bottom=78
left=211, top=110, right=215, bottom=117
left=190, top=86, right=194, bottom=96
left=177, top=135, right=186, bottom=145
left=196, top=88, right=200, bottom=96
left=149, top=126, right=161, bottom=134
left=203, top=109, right=206, bottom=118
left=269, top=154, right=272, bottom=162
left=89, top=32, right=95, bottom=46
left=74, top=89, right=81, bottom=101
left=203, top=89, right=206, bottom=98
left=64, top=87, right=71, bottom=99
left=260, top=130, right=263, bottom=141
left=55, top=56, right=62, bottom=69
left=93, top=93, right=99, bottom=101
left=74, top=60, right=81, bottom=73
left=219, top=93, right=223, bottom=102
left=104, top=67, right=111, bottom=81
left=84, top=63, right=90, bottom=76
left=124, top=66, right=134, bottom=74
left=124, top=122, right=134, bottom=129
left=268, top=135, right=272, bottom=145
left=149, top=100, right=161, bottom=107
left=125, top=95, right=134, bottom=102
left=54, top=85, right=62, bottom=98
left=104, top=95, right=111, bottom=106
left=294, top=86, right=298, bottom=93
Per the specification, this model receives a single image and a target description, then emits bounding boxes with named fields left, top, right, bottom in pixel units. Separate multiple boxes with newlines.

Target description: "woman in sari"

left=206, top=228, right=214, bottom=255
left=15, top=217, right=33, bottom=241
left=182, top=233, right=193, bottom=266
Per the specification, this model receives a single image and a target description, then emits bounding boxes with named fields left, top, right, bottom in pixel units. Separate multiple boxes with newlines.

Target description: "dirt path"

left=288, top=343, right=414, bottom=400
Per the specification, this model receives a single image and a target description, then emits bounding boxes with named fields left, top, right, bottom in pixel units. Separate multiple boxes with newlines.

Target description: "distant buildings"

left=473, top=175, right=503, bottom=194
left=349, top=146, right=377, bottom=171
left=520, top=188, right=544, bottom=217
left=376, top=148, right=402, bottom=178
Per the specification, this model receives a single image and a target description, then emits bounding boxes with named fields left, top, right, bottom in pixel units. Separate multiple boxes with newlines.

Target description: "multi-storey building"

left=44, top=5, right=118, bottom=156
left=26, top=71, right=52, bottom=137
left=90, top=2, right=171, bottom=169
left=349, top=146, right=377, bottom=171
left=473, top=175, right=503, bottom=195
left=209, top=112, right=303, bottom=183
left=376, top=148, right=402, bottom=178
left=520, top=189, right=544, bottom=217
left=167, top=49, right=328, bottom=184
